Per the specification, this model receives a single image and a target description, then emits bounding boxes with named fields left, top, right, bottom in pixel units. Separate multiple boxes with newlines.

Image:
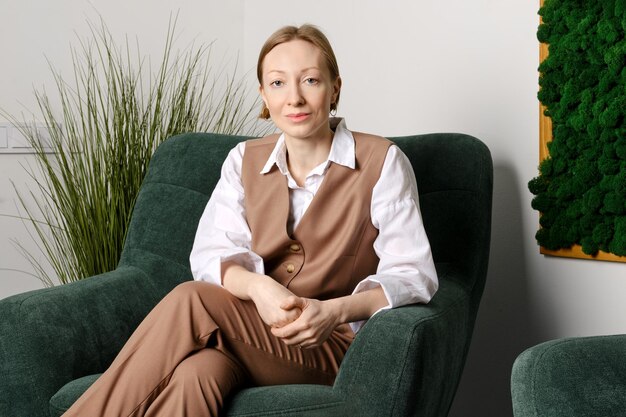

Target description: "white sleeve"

left=189, top=142, right=265, bottom=285
left=350, top=145, right=439, bottom=332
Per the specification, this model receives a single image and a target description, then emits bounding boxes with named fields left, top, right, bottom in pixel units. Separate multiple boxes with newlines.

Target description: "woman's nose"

left=287, top=85, right=305, bottom=106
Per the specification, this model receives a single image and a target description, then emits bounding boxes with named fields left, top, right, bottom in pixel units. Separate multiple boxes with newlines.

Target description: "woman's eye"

left=305, top=78, right=318, bottom=85
left=270, top=80, right=283, bottom=87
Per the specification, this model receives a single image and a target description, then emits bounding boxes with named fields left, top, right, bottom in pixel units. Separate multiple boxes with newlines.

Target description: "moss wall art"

left=529, top=0, right=626, bottom=257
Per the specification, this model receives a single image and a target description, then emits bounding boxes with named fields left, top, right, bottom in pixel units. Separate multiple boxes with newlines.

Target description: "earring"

left=330, top=108, right=337, bottom=117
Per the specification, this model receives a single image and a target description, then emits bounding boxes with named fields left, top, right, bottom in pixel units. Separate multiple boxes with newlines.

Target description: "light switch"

left=0, top=123, right=57, bottom=153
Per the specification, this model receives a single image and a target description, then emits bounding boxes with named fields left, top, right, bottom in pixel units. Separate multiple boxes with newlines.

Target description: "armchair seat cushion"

left=50, top=374, right=100, bottom=417
left=50, top=374, right=343, bottom=417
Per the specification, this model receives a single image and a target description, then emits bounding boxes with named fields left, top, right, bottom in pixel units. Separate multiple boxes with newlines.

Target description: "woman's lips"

left=286, top=113, right=310, bottom=122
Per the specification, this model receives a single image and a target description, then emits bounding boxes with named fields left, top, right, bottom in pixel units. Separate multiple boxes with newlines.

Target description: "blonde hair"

left=257, top=24, right=341, bottom=119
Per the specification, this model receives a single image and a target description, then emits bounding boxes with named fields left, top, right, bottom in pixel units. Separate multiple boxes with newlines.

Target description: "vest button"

left=289, top=244, right=301, bottom=252
left=286, top=264, right=295, bottom=273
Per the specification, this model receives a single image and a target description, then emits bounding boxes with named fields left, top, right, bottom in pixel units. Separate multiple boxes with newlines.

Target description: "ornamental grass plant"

left=3, top=18, right=270, bottom=286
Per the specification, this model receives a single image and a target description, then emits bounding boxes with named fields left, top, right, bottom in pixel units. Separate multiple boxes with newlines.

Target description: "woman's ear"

left=332, top=77, right=342, bottom=103
left=259, top=85, right=268, bottom=107
left=258, top=85, right=271, bottom=119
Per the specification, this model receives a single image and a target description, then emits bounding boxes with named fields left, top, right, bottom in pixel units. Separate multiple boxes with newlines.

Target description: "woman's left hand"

left=270, top=297, right=340, bottom=349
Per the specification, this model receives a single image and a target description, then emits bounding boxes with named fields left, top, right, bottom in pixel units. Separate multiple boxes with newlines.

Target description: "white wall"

left=2, top=1, right=625, bottom=416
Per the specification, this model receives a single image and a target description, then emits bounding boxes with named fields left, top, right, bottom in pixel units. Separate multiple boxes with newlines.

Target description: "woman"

left=63, top=24, right=438, bottom=417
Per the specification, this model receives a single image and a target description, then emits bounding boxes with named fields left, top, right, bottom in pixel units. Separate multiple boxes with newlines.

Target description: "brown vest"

left=241, top=132, right=392, bottom=300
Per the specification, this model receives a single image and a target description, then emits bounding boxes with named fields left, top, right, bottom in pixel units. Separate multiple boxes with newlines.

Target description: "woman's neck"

left=284, top=127, right=334, bottom=187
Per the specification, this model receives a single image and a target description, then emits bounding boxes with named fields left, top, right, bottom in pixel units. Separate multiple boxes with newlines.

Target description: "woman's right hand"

left=248, top=276, right=302, bottom=328
left=222, top=261, right=302, bottom=328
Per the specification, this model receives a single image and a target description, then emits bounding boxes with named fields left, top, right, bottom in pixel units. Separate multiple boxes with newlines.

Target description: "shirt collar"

left=260, top=117, right=356, bottom=175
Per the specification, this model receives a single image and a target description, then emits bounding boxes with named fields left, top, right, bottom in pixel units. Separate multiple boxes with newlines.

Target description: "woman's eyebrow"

left=266, top=67, right=321, bottom=75
left=266, top=69, right=285, bottom=75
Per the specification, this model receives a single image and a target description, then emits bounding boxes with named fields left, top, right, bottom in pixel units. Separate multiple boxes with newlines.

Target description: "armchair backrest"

left=391, top=133, right=492, bottom=306
left=120, top=132, right=492, bottom=307
left=120, top=133, right=247, bottom=273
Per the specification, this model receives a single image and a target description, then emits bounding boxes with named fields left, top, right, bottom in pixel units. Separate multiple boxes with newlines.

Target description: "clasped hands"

left=250, top=276, right=340, bottom=349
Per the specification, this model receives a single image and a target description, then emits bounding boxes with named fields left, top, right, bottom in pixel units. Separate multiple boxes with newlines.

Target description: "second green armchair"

left=512, top=334, right=626, bottom=417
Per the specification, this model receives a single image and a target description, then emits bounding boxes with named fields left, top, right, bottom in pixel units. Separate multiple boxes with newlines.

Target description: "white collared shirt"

left=190, top=118, right=438, bottom=332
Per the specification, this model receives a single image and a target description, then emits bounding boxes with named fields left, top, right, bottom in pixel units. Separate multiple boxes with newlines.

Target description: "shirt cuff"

left=349, top=273, right=438, bottom=333
left=348, top=278, right=391, bottom=333
left=349, top=304, right=391, bottom=334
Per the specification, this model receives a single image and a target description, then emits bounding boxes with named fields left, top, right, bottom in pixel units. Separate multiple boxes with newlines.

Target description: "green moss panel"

left=529, top=0, right=626, bottom=255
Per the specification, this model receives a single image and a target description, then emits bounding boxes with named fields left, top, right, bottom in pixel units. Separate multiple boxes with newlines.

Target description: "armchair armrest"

left=511, top=335, right=626, bottom=417
left=334, top=276, right=472, bottom=417
left=0, top=265, right=156, bottom=417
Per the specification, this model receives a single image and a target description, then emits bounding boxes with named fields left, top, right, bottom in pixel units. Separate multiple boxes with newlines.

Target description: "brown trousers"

left=62, top=281, right=353, bottom=417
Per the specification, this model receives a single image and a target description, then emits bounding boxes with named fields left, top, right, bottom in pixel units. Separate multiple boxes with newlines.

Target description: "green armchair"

left=511, top=335, right=626, bottom=417
left=0, top=132, right=492, bottom=417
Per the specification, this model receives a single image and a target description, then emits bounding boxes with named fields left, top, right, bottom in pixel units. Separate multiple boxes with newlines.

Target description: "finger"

left=272, top=321, right=312, bottom=343
left=277, top=327, right=318, bottom=348
left=280, top=295, right=305, bottom=310
left=271, top=329, right=300, bottom=345
left=298, top=337, right=322, bottom=349
left=271, top=322, right=300, bottom=339
left=278, top=308, right=301, bottom=324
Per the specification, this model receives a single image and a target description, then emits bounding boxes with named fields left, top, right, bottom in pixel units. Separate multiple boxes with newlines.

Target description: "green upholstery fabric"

left=50, top=375, right=100, bottom=417
left=0, top=132, right=492, bottom=417
left=511, top=335, right=626, bottom=417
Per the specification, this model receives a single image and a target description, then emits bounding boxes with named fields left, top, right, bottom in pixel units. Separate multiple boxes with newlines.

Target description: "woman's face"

left=260, top=39, right=341, bottom=142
